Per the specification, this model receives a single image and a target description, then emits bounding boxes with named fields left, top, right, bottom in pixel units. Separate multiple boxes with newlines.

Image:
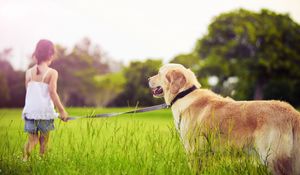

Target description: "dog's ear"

left=166, top=70, right=186, bottom=94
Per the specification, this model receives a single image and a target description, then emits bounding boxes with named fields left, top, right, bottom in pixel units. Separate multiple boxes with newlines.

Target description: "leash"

left=67, top=103, right=169, bottom=120
left=67, top=85, right=197, bottom=121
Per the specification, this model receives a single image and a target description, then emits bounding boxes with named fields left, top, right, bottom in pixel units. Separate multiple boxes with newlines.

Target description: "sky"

left=1, top=0, right=300, bottom=70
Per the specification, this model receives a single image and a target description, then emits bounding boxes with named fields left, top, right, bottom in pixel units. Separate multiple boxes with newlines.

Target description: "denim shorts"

left=24, top=118, right=55, bottom=134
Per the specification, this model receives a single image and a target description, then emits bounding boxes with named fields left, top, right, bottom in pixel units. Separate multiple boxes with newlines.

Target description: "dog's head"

left=148, top=64, right=201, bottom=105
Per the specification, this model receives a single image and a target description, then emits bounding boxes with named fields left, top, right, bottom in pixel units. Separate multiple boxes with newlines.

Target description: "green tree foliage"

left=93, top=72, right=126, bottom=106
left=169, top=53, right=211, bottom=88
left=170, top=53, right=200, bottom=69
left=195, top=9, right=300, bottom=105
left=109, top=59, right=163, bottom=107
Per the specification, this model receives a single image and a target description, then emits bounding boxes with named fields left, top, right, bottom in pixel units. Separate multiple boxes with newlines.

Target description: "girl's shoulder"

left=25, top=66, right=35, bottom=79
left=47, top=68, right=58, bottom=77
left=26, top=66, right=35, bottom=73
left=45, top=68, right=58, bottom=82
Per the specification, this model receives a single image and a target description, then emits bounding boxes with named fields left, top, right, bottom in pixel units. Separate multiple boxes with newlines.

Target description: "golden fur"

left=149, top=64, right=300, bottom=175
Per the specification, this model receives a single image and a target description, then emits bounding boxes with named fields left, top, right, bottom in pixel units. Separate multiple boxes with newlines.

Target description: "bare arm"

left=48, top=70, right=68, bottom=121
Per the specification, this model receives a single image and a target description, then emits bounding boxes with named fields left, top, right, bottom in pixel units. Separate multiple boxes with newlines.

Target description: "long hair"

left=32, top=39, right=55, bottom=75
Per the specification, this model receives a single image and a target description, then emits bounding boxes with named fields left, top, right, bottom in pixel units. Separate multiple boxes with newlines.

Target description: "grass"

left=0, top=108, right=270, bottom=175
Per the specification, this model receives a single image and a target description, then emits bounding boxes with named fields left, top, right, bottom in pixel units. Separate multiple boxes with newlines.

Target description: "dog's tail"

left=292, top=112, right=300, bottom=175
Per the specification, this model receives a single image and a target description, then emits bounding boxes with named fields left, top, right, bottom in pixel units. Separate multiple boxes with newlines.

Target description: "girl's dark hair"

left=32, top=39, right=55, bottom=75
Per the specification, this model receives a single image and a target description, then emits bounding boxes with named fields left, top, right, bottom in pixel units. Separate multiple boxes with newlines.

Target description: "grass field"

left=0, top=108, right=270, bottom=175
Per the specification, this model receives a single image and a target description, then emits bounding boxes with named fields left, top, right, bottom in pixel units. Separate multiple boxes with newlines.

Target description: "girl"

left=22, top=39, right=68, bottom=161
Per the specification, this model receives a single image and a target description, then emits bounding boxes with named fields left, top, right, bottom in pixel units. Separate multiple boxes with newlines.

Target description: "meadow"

left=0, top=108, right=270, bottom=175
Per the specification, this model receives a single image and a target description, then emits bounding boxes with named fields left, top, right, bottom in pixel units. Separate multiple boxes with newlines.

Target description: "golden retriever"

left=148, top=63, right=300, bottom=175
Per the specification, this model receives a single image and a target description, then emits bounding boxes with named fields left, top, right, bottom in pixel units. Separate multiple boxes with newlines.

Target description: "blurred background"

left=0, top=0, right=300, bottom=108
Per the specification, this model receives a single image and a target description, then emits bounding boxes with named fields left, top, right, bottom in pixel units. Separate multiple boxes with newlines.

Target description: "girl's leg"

left=39, top=132, right=50, bottom=156
left=23, top=133, right=39, bottom=161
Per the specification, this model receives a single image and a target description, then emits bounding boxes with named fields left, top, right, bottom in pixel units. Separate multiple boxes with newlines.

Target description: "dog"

left=148, top=63, right=300, bottom=175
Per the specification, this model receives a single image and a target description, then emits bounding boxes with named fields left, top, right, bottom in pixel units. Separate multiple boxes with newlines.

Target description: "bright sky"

left=1, top=0, right=300, bottom=70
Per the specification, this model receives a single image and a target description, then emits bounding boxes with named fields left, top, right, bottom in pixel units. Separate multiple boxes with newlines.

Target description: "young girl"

left=22, top=39, right=68, bottom=161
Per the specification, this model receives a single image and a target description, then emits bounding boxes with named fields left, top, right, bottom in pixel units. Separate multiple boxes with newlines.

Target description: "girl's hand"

left=60, top=111, right=69, bottom=122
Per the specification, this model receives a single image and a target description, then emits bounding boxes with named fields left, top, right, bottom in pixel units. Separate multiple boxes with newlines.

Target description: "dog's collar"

left=170, top=85, right=197, bottom=106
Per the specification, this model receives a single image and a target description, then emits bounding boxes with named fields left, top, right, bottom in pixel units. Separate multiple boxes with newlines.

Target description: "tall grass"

left=0, top=108, right=270, bottom=175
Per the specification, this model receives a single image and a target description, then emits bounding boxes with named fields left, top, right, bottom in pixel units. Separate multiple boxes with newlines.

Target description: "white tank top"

left=22, top=68, right=59, bottom=120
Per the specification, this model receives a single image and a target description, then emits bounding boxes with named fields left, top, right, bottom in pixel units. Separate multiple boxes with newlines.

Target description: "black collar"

left=170, top=85, right=197, bottom=106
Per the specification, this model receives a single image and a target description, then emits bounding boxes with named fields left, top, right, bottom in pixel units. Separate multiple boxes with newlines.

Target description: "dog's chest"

left=171, top=108, right=193, bottom=139
left=170, top=98, right=199, bottom=132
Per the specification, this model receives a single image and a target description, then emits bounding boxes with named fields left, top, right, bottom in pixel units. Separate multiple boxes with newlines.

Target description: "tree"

left=7, top=70, right=25, bottom=107
left=0, top=39, right=122, bottom=107
left=0, top=49, right=25, bottom=107
left=51, top=39, right=112, bottom=106
left=0, top=72, right=10, bottom=107
left=93, top=72, right=126, bottom=106
left=109, top=59, right=163, bottom=107
left=195, top=9, right=300, bottom=105
left=170, top=53, right=200, bottom=70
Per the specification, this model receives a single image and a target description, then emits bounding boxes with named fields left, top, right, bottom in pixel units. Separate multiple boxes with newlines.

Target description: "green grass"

left=0, top=108, right=270, bottom=175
